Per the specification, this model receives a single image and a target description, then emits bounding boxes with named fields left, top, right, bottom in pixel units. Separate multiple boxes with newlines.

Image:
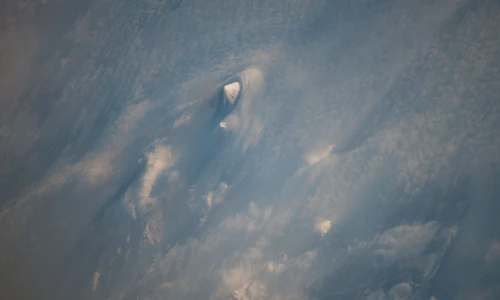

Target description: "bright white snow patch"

left=223, top=81, right=241, bottom=105
left=220, top=121, right=228, bottom=130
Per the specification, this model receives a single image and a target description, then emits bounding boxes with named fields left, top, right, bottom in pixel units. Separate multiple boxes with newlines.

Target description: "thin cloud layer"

left=1, top=0, right=500, bottom=300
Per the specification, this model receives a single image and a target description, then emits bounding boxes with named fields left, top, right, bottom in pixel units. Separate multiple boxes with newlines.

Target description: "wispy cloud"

left=173, top=113, right=192, bottom=128
left=206, top=182, right=228, bottom=209
left=78, top=100, right=152, bottom=185
left=373, top=222, right=439, bottom=263
left=314, top=218, right=332, bottom=237
left=2, top=0, right=500, bottom=299
left=139, top=144, right=175, bottom=207
left=305, top=144, right=334, bottom=165
left=92, top=271, right=100, bottom=292
left=485, top=240, right=500, bottom=263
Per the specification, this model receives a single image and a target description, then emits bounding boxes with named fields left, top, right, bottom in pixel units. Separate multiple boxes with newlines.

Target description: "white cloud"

left=131, top=144, right=177, bottom=246
left=0, top=24, right=39, bottom=114
left=294, top=250, right=317, bottom=270
left=485, top=240, right=500, bottom=262
left=217, top=248, right=264, bottom=299
left=142, top=210, right=164, bottom=245
left=305, top=144, right=335, bottom=165
left=217, top=246, right=317, bottom=299
left=79, top=152, right=114, bottom=185
left=78, top=100, right=152, bottom=185
left=173, top=113, right=192, bottom=128
left=91, top=271, right=100, bottom=292
left=139, top=144, right=175, bottom=207
left=232, top=68, right=266, bottom=153
left=3, top=0, right=498, bottom=299
left=206, top=182, right=229, bottom=209
left=229, top=281, right=267, bottom=300
left=388, top=282, right=413, bottom=300
left=126, top=200, right=137, bottom=220
left=266, top=261, right=286, bottom=275
left=373, top=222, right=439, bottom=263
left=315, top=218, right=332, bottom=237
left=366, top=282, right=414, bottom=300
left=219, top=202, right=276, bottom=235
left=221, top=114, right=240, bottom=132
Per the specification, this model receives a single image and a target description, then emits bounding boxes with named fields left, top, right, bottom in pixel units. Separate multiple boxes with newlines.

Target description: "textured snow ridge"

left=223, top=81, right=241, bottom=105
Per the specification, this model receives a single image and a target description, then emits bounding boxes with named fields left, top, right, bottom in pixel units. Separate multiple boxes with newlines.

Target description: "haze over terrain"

left=1, top=0, right=499, bottom=299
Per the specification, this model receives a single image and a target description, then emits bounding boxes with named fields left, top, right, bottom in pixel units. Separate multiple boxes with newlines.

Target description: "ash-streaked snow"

left=223, top=82, right=241, bottom=105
